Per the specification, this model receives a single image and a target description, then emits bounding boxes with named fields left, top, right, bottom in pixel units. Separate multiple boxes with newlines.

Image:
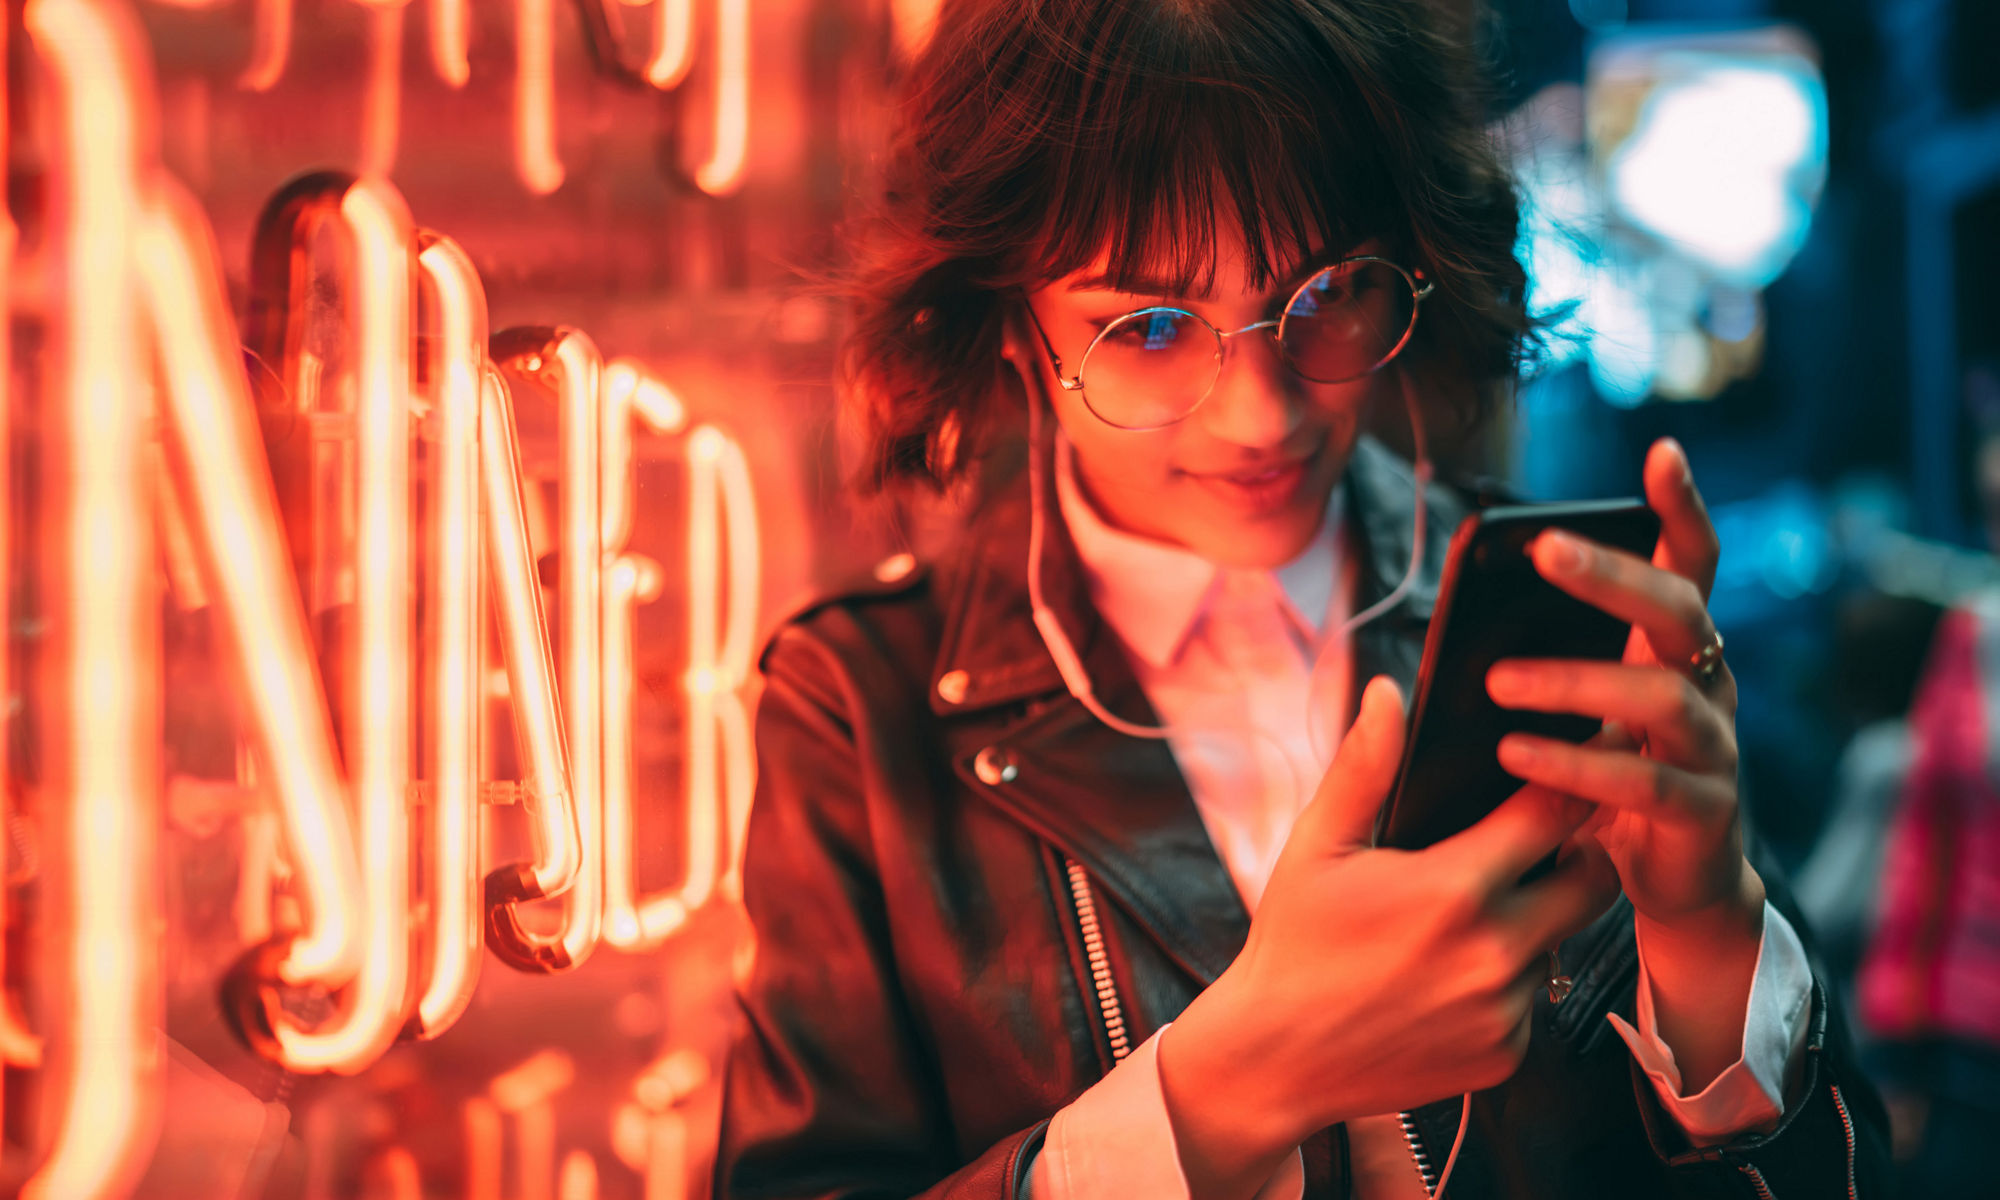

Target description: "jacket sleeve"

left=1635, top=841, right=1895, bottom=1197
left=714, top=622, right=1048, bottom=1200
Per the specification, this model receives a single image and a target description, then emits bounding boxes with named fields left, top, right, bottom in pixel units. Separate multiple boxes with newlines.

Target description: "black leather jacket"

left=715, top=437, right=1891, bottom=1199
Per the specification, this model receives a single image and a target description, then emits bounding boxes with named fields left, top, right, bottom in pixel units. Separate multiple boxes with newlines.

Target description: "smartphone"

left=1372, top=499, right=1661, bottom=857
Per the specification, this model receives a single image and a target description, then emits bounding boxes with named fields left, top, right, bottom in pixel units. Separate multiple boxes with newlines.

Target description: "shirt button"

left=973, top=745, right=1018, bottom=785
left=936, top=669, right=970, bottom=706
left=874, top=552, right=916, bottom=583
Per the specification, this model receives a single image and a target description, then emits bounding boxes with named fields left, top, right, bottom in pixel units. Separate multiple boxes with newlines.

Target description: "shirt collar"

left=1055, top=435, right=1344, bottom=669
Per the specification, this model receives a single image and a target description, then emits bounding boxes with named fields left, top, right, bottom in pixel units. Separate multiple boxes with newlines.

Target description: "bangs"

left=1008, top=2, right=1408, bottom=295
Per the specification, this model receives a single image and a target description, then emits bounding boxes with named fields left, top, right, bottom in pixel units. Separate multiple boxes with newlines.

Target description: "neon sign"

left=199, top=0, right=753, bottom=195
left=12, top=2, right=764, bottom=1189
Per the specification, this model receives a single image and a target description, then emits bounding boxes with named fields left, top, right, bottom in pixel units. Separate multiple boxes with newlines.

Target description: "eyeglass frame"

left=1019, top=255, right=1436, bottom=432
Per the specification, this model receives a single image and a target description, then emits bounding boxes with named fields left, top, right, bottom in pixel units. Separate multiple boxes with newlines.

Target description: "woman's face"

left=1020, top=228, right=1390, bottom=568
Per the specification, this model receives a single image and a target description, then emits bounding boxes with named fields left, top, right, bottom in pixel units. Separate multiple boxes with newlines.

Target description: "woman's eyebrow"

left=1063, top=244, right=1367, bottom=301
left=1272, top=245, right=1361, bottom=291
left=1063, top=270, right=1200, bottom=298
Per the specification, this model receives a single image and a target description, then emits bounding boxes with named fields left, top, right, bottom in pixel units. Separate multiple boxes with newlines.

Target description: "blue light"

left=1708, top=481, right=1838, bottom=623
left=1506, top=26, right=1829, bottom=408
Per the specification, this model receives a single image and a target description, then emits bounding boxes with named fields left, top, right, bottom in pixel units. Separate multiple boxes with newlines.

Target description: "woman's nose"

left=1195, top=326, right=1303, bottom=448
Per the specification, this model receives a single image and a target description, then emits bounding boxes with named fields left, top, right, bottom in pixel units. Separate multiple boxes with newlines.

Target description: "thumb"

left=1294, top=675, right=1407, bottom=856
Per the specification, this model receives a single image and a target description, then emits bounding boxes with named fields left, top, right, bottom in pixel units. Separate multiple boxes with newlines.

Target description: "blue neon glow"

left=1608, top=60, right=1828, bottom=287
left=1508, top=28, right=1828, bottom=408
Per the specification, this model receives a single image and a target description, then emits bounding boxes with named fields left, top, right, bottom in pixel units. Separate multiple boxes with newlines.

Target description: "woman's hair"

left=841, top=0, right=1533, bottom=493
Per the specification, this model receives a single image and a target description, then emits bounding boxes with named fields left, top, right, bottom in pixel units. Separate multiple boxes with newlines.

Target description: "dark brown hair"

left=841, top=0, right=1533, bottom=492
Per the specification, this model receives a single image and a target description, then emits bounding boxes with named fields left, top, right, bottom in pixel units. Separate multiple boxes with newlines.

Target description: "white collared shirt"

left=1025, top=438, right=1813, bottom=1200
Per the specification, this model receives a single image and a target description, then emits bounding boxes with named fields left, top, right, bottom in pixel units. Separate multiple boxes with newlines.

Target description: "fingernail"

left=1498, top=736, right=1538, bottom=768
left=1537, top=531, right=1584, bottom=575
left=1666, top=438, right=1693, bottom=488
left=1487, top=665, right=1528, bottom=701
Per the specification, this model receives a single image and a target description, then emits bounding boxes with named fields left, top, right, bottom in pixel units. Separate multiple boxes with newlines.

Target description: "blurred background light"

left=1608, top=60, right=1827, bottom=285
left=1509, top=23, right=1827, bottom=408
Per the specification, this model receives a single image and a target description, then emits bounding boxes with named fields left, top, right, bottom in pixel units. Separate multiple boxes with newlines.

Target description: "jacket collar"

left=933, top=434, right=1462, bottom=986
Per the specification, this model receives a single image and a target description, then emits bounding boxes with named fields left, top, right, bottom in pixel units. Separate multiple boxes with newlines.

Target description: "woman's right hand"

left=1158, top=675, right=1620, bottom=1199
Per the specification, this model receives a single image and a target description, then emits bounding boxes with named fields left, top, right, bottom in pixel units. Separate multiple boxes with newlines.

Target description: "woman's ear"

left=996, top=304, right=1051, bottom=417
left=996, top=307, right=1029, bottom=382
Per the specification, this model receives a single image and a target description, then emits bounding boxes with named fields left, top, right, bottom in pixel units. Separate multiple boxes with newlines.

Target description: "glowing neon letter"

left=514, top=0, right=564, bottom=194
left=358, top=1, right=404, bottom=177
left=646, top=0, right=694, bottom=90
left=686, top=426, right=760, bottom=898
left=428, top=0, right=469, bottom=87
left=601, top=366, right=760, bottom=949
left=478, top=365, right=584, bottom=930
left=693, top=0, right=749, bottom=194
left=22, top=2, right=161, bottom=1195
left=227, top=171, right=417, bottom=1073
left=487, top=328, right=602, bottom=971
left=239, top=0, right=293, bottom=91
left=409, top=230, right=486, bottom=1038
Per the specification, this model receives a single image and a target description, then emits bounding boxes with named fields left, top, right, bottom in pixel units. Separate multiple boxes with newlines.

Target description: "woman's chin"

left=1172, top=493, right=1335, bottom=569
left=1171, top=458, right=1344, bottom=567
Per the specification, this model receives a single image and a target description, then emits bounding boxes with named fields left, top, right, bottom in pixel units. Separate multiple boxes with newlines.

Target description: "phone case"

left=1373, top=499, right=1662, bottom=853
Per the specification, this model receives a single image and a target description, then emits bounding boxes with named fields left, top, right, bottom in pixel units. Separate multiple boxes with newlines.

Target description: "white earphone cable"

left=1433, top=1091, right=1473, bottom=1199
left=1305, top=368, right=1433, bottom=765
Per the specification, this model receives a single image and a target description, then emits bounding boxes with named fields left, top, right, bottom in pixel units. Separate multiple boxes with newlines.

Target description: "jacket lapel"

left=959, top=677, right=1253, bottom=987
left=1343, top=437, right=1464, bottom=705
left=934, top=455, right=1252, bottom=985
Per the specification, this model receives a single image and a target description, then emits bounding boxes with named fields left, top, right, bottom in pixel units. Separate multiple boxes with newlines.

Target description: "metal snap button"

left=973, top=745, right=1017, bottom=785
left=936, top=669, right=970, bottom=706
left=874, top=552, right=916, bottom=583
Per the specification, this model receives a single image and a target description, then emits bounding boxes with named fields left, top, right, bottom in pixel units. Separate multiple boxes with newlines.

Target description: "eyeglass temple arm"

left=1019, top=299, right=1085, bottom=391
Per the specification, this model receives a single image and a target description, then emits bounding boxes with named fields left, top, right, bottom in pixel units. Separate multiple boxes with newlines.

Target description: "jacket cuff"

left=1607, top=901, right=1812, bottom=1144
left=1629, top=978, right=1868, bottom=1197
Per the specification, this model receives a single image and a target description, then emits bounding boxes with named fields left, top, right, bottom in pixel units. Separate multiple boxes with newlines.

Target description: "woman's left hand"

left=1484, top=440, right=1767, bottom=1094
left=1484, top=438, right=1760, bottom=933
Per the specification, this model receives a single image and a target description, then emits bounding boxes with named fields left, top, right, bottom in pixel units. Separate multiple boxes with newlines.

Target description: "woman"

left=715, top=2, right=1888, bottom=1197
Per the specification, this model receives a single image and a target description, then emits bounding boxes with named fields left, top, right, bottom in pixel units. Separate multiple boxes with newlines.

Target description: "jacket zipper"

left=1733, top=1081, right=1857, bottom=1200
left=1061, top=855, right=1446, bottom=1195
left=1832, top=1083, right=1857, bottom=1200
left=1063, top=857, right=1132, bottom=1062
left=1399, top=1110, right=1439, bottom=1195
left=1736, top=1163, right=1776, bottom=1199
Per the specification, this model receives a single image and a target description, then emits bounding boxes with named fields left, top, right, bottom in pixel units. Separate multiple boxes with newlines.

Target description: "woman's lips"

left=1183, top=448, right=1317, bottom=514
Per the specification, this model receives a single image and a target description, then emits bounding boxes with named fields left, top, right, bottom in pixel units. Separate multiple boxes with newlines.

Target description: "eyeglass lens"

left=1078, top=259, right=1419, bottom=430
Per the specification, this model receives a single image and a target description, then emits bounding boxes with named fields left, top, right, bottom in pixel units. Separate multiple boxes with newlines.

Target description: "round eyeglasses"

left=1023, top=256, right=1436, bottom=432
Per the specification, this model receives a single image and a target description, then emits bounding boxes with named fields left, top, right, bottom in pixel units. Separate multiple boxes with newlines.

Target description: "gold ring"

left=1689, top=632, right=1725, bottom=688
left=1545, top=949, right=1572, bottom=1005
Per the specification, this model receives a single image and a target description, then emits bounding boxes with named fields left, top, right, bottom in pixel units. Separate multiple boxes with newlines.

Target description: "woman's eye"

left=1289, top=264, right=1390, bottom=318
left=1287, top=282, right=1347, bottom=318
left=1103, top=310, right=1192, bottom=350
